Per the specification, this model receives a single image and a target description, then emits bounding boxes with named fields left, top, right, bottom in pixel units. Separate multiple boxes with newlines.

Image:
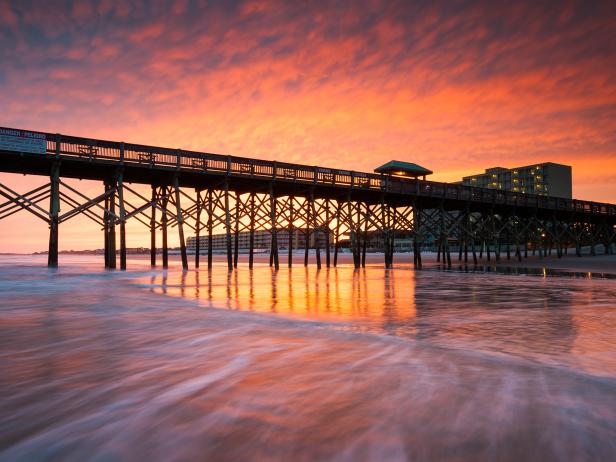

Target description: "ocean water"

left=0, top=255, right=615, bottom=461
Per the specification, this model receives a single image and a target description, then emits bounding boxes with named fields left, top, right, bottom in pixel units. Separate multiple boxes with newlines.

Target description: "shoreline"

left=2, top=250, right=614, bottom=275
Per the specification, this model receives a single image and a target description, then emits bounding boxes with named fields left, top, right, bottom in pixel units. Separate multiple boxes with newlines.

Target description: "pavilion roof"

left=374, top=160, right=433, bottom=176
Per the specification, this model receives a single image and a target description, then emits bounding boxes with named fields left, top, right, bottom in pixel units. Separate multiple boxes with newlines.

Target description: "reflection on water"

left=1, top=255, right=615, bottom=461
left=145, top=262, right=615, bottom=376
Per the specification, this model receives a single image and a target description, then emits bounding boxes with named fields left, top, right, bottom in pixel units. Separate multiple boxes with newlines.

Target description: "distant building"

left=460, top=162, right=572, bottom=198
left=337, top=230, right=417, bottom=252
left=187, top=228, right=332, bottom=252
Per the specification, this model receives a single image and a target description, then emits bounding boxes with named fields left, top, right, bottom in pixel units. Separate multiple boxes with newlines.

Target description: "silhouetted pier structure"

left=1, top=126, right=614, bottom=270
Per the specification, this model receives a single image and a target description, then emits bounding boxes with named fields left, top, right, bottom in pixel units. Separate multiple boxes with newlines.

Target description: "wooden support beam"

left=104, top=189, right=109, bottom=268
left=150, top=186, right=157, bottom=267
left=174, top=176, right=188, bottom=271
left=361, top=203, right=368, bottom=268
left=471, top=214, right=478, bottom=265
left=493, top=213, right=500, bottom=262
left=270, top=185, right=279, bottom=270
left=440, top=205, right=451, bottom=268
left=304, top=197, right=310, bottom=267
left=458, top=217, right=464, bottom=263
left=48, top=162, right=60, bottom=268
left=381, top=198, right=388, bottom=268
left=117, top=170, right=127, bottom=270
left=325, top=199, right=331, bottom=268
left=463, top=211, right=469, bottom=264
left=195, top=189, right=201, bottom=268
left=288, top=196, right=294, bottom=268
left=0, top=182, right=49, bottom=213
left=356, top=202, right=364, bottom=268
left=388, top=205, right=395, bottom=267
left=590, top=223, right=596, bottom=256
left=249, top=192, right=255, bottom=269
left=207, top=188, right=213, bottom=269
left=162, top=187, right=169, bottom=269
left=347, top=198, right=359, bottom=269
left=107, top=179, right=117, bottom=269
left=311, top=191, right=321, bottom=269
left=234, top=192, right=240, bottom=269
left=334, top=200, right=341, bottom=267
left=0, top=189, right=50, bottom=221
left=413, top=205, right=422, bottom=269
left=0, top=180, right=51, bottom=223
left=224, top=182, right=233, bottom=271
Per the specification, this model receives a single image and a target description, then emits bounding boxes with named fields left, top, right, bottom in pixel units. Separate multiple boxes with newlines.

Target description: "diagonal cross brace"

left=0, top=183, right=51, bottom=223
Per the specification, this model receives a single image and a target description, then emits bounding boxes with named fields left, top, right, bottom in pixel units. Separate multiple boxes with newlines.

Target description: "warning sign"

left=0, top=128, right=47, bottom=154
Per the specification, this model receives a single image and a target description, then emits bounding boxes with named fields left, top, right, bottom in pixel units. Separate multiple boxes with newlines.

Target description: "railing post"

left=55, top=134, right=60, bottom=159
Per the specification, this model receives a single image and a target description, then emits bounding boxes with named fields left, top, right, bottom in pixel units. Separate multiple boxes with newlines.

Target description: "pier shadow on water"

left=1, top=255, right=615, bottom=461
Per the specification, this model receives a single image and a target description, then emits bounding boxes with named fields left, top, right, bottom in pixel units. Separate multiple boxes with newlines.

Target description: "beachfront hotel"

left=187, top=228, right=333, bottom=252
left=460, top=162, right=572, bottom=198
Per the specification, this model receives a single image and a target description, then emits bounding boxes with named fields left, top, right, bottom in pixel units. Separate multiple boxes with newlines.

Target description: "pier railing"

left=2, top=127, right=615, bottom=216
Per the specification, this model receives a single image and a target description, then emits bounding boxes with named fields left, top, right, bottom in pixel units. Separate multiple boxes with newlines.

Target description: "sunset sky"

left=1, top=0, right=615, bottom=252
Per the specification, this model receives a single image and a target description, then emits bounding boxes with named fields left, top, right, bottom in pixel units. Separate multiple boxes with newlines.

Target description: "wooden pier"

left=1, top=126, right=614, bottom=270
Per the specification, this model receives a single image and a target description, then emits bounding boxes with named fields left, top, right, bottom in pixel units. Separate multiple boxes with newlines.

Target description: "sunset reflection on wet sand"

left=1, top=255, right=615, bottom=461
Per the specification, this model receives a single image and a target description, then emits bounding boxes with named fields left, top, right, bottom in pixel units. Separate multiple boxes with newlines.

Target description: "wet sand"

left=1, top=256, right=616, bottom=461
left=220, top=250, right=616, bottom=275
